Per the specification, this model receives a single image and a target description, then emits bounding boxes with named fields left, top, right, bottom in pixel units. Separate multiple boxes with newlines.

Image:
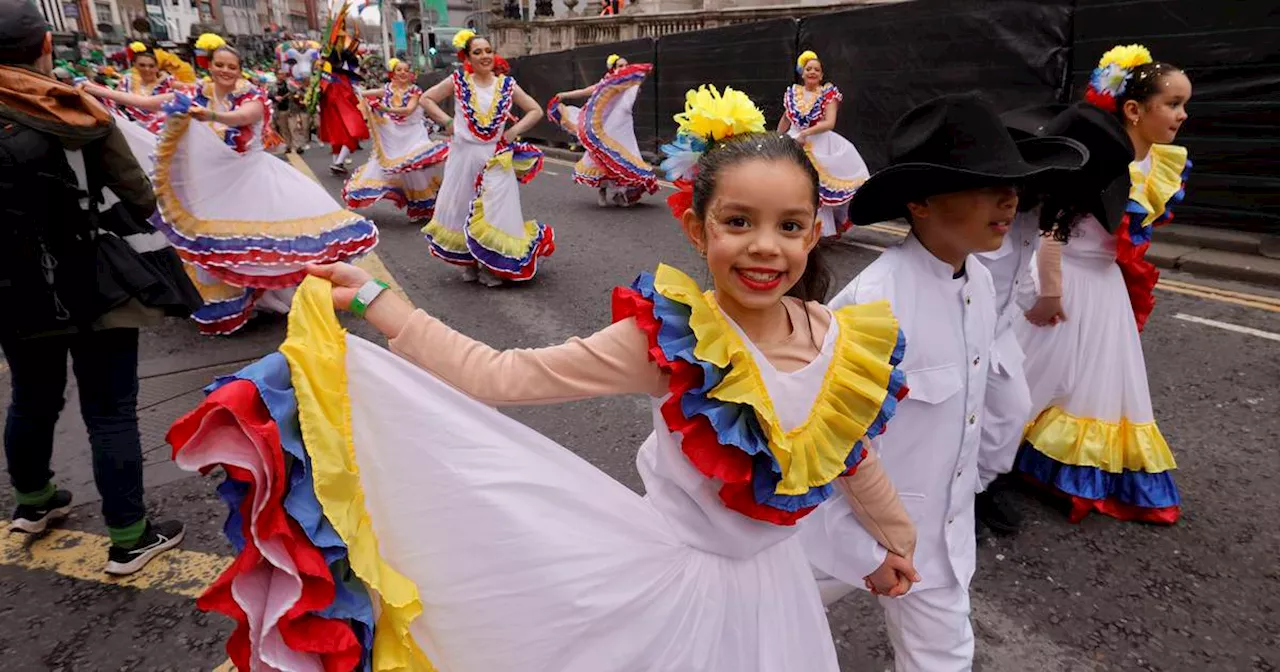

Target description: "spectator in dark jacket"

left=0, top=0, right=194, bottom=576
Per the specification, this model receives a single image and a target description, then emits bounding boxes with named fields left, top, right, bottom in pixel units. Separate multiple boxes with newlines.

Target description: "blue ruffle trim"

left=1015, top=442, right=1181, bottom=510
left=150, top=212, right=378, bottom=259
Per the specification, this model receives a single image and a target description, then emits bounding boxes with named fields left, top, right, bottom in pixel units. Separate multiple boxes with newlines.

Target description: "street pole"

left=380, top=0, right=392, bottom=62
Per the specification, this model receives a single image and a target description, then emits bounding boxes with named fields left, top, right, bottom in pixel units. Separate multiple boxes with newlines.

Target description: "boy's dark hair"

left=691, top=131, right=831, bottom=303
left=1115, top=62, right=1183, bottom=122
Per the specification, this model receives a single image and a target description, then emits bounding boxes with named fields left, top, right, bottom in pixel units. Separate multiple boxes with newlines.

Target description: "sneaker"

left=460, top=265, right=479, bottom=283
left=104, top=520, right=185, bottom=576
left=9, top=489, right=74, bottom=534
left=976, top=486, right=1023, bottom=536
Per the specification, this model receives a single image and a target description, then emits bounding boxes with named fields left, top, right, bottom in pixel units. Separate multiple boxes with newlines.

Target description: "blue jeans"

left=2, top=328, right=145, bottom=530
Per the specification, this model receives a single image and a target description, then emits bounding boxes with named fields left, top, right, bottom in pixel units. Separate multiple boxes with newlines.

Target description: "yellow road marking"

left=286, top=153, right=408, bottom=301
left=847, top=222, right=1280, bottom=313
left=213, top=659, right=236, bottom=672
left=0, top=526, right=230, bottom=598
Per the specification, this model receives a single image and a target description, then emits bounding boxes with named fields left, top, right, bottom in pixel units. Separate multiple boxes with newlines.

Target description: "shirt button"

left=973, top=356, right=980, bottom=366
left=964, top=295, right=971, bottom=305
left=955, top=469, right=963, bottom=479
left=968, top=414, right=976, bottom=425
left=1023, top=240, right=1031, bottom=247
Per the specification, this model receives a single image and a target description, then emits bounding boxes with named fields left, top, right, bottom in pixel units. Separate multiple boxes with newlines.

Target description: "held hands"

left=306, top=262, right=373, bottom=311
left=188, top=105, right=213, bottom=121
left=863, top=551, right=921, bottom=598
left=1025, top=296, right=1067, bottom=327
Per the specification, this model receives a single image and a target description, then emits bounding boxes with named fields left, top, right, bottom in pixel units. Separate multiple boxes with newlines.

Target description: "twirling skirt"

left=343, top=105, right=448, bottom=221
left=788, top=128, right=869, bottom=237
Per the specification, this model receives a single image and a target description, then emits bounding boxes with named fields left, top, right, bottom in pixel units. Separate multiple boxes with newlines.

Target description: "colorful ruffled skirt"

left=149, top=107, right=378, bottom=334
left=786, top=127, right=868, bottom=237
left=421, top=135, right=554, bottom=281
left=343, top=104, right=447, bottom=221
left=1013, top=218, right=1179, bottom=524
left=565, top=64, right=659, bottom=207
left=168, top=278, right=851, bottom=671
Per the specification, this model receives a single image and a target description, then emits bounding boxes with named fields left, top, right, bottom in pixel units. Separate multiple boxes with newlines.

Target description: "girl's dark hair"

left=690, top=132, right=831, bottom=303
left=1035, top=195, right=1084, bottom=243
left=1114, top=61, right=1182, bottom=122
left=133, top=50, right=158, bottom=64
left=463, top=35, right=488, bottom=57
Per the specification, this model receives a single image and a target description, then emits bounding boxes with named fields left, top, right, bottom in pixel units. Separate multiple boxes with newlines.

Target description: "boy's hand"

left=863, top=552, right=921, bottom=598
left=1025, top=296, right=1067, bottom=327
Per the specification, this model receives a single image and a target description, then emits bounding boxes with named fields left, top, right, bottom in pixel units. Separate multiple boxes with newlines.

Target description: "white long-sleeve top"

left=799, top=233, right=998, bottom=590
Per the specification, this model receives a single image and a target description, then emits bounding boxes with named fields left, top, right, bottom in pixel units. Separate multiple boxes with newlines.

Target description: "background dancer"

left=777, top=50, right=869, bottom=238
left=109, top=42, right=173, bottom=133
left=343, top=58, right=448, bottom=222
left=550, top=54, right=659, bottom=207
left=419, top=29, right=553, bottom=287
left=317, top=38, right=368, bottom=175
left=1014, top=45, right=1191, bottom=524
left=81, top=37, right=379, bottom=335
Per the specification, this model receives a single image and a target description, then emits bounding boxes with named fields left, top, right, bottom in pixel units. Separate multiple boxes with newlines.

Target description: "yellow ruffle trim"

left=281, top=277, right=436, bottom=672
left=1025, top=406, right=1176, bottom=474
left=420, top=217, right=468, bottom=254
left=651, top=264, right=902, bottom=496
left=1129, top=143, right=1188, bottom=228
left=152, top=113, right=366, bottom=238
left=804, top=144, right=866, bottom=194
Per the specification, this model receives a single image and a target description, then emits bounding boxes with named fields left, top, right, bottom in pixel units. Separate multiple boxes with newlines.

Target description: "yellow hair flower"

left=674, top=85, right=765, bottom=141
left=195, top=33, right=226, bottom=52
left=1098, top=44, right=1152, bottom=70
left=452, top=29, right=476, bottom=51
left=796, top=50, right=818, bottom=70
left=129, top=41, right=147, bottom=53
left=606, top=53, right=620, bottom=69
left=387, top=57, right=400, bottom=71
left=322, top=61, right=333, bottom=73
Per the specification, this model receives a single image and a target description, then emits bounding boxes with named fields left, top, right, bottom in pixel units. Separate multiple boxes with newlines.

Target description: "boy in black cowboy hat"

left=798, top=93, right=1086, bottom=671
left=972, top=102, right=1135, bottom=536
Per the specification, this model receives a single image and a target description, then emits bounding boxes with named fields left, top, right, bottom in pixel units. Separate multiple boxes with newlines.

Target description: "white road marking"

left=1174, top=313, right=1280, bottom=342
left=544, top=170, right=560, bottom=176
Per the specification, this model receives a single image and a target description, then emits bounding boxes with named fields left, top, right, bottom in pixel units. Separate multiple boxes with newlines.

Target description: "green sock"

left=108, top=518, right=147, bottom=548
left=14, top=482, right=56, bottom=507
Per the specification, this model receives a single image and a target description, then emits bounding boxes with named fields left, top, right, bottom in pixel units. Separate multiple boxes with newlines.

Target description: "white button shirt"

left=800, top=234, right=998, bottom=591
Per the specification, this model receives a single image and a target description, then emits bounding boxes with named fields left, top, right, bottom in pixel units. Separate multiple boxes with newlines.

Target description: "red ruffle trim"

left=1069, top=495, right=1180, bottom=525
left=611, top=286, right=817, bottom=525
left=167, top=380, right=362, bottom=671
left=1115, top=215, right=1158, bottom=332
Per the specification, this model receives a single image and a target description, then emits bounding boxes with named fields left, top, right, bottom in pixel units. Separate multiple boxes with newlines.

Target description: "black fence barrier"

left=1071, top=0, right=1280, bottom=232
left=655, top=18, right=799, bottom=145
left=798, top=0, right=1074, bottom=168
left=510, top=49, right=577, bottom=145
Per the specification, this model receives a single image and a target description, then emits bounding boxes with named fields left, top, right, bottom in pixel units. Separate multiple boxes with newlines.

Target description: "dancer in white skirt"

left=342, top=58, right=448, bottom=222
left=1014, top=45, right=1192, bottom=524
left=550, top=54, right=659, bottom=207
left=82, top=37, right=378, bottom=335
left=419, top=30, right=553, bottom=287
left=777, top=50, right=869, bottom=238
left=169, top=90, right=924, bottom=671
left=110, top=42, right=174, bottom=133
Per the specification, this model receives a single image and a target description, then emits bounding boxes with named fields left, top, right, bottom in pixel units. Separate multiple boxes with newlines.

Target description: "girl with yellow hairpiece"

left=98, top=41, right=175, bottom=133
left=342, top=57, right=448, bottom=222
left=778, top=49, right=869, bottom=237
left=418, top=30, right=554, bottom=286
left=169, top=81, right=916, bottom=671
left=1013, top=44, right=1192, bottom=525
left=549, top=53, right=659, bottom=207
left=79, top=36, right=380, bottom=336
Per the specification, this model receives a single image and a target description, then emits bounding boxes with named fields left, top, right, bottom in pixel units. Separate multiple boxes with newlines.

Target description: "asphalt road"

left=1, top=144, right=1278, bottom=672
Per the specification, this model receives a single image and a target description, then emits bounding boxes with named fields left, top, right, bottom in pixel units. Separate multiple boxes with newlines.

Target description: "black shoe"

left=328, top=163, right=348, bottom=175
left=9, top=489, right=74, bottom=534
left=976, top=488, right=1023, bottom=536
left=104, top=520, right=185, bottom=576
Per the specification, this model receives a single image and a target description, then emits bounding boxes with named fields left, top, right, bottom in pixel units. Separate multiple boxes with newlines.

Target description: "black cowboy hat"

left=848, top=94, right=1088, bottom=226
left=1002, top=102, right=1134, bottom=232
